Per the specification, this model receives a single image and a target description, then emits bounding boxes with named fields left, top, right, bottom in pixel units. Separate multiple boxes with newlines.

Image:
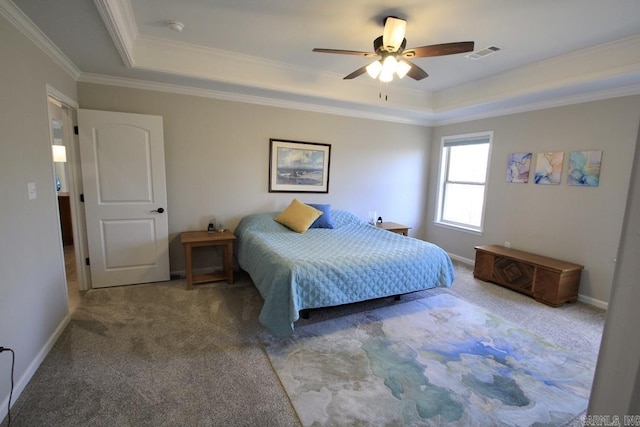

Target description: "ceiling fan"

left=313, top=16, right=474, bottom=82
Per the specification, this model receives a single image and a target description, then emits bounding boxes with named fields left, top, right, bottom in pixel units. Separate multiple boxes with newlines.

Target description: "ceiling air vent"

left=466, top=45, right=501, bottom=60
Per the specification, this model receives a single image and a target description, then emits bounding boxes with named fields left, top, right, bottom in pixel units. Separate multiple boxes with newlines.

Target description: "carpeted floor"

left=2, top=262, right=605, bottom=426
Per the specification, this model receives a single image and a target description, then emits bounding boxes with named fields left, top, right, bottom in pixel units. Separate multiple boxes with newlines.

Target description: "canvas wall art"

left=506, top=152, right=532, bottom=183
left=568, top=150, right=602, bottom=187
left=534, top=152, right=564, bottom=185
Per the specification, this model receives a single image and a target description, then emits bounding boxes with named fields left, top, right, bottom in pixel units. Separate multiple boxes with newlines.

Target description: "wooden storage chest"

left=473, top=245, right=583, bottom=307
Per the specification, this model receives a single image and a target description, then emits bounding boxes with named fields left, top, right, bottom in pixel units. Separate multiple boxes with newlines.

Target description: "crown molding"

left=6, top=0, right=639, bottom=127
left=91, top=0, right=640, bottom=126
left=434, top=34, right=640, bottom=114
left=77, top=73, right=433, bottom=126
left=79, top=72, right=640, bottom=128
left=433, top=82, right=640, bottom=126
left=93, top=0, right=138, bottom=67
left=98, top=1, right=432, bottom=112
left=132, top=35, right=431, bottom=113
left=0, top=0, right=81, bottom=79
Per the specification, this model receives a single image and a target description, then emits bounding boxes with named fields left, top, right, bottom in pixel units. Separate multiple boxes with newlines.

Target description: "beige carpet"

left=6, top=274, right=300, bottom=426
left=3, top=262, right=605, bottom=426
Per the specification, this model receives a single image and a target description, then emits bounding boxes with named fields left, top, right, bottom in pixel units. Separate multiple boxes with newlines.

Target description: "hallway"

left=64, top=245, right=83, bottom=313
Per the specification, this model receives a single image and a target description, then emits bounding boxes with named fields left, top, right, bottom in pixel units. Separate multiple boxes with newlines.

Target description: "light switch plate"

left=27, top=182, right=37, bottom=200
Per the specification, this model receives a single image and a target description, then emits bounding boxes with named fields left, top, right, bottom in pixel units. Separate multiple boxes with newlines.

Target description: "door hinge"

left=80, top=193, right=84, bottom=202
left=85, top=257, right=90, bottom=266
left=74, top=125, right=79, bottom=135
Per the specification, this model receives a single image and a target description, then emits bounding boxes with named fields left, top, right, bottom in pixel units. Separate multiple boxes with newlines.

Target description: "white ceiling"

left=4, top=0, right=640, bottom=124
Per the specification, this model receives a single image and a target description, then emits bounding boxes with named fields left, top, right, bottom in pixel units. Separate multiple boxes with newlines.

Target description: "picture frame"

left=269, top=139, right=331, bottom=193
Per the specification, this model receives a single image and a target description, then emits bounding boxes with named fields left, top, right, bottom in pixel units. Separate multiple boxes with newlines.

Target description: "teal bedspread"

left=235, top=211, right=454, bottom=336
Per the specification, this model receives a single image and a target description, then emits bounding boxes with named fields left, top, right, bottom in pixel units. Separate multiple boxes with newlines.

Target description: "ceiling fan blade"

left=313, top=48, right=377, bottom=57
left=404, top=60, right=429, bottom=80
left=343, top=66, right=368, bottom=80
left=382, top=16, right=407, bottom=52
left=402, top=41, right=475, bottom=58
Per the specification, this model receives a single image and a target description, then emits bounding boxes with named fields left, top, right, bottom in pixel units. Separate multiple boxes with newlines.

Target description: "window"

left=435, top=132, right=492, bottom=233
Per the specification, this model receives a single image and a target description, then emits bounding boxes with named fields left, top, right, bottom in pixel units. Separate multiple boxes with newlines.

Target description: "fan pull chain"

left=378, top=81, right=388, bottom=102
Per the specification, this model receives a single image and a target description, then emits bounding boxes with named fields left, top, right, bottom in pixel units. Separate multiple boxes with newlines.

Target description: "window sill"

left=433, top=221, right=483, bottom=236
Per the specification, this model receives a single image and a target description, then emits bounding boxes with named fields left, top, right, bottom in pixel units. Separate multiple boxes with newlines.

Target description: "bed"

left=235, top=210, right=454, bottom=336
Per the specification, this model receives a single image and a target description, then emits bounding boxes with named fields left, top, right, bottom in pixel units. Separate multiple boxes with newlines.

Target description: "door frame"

left=46, top=84, right=91, bottom=291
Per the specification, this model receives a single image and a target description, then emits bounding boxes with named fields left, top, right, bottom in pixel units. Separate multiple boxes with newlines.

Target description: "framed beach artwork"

left=269, top=139, right=331, bottom=193
left=534, top=151, right=564, bottom=185
left=568, top=150, right=602, bottom=187
left=506, top=152, right=532, bottom=183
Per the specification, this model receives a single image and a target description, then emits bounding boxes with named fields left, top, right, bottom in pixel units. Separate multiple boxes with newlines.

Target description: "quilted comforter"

left=235, top=210, right=454, bottom=336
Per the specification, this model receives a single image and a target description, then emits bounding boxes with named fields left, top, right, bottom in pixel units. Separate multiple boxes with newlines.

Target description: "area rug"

left=261, top=294, right=595, bottom=426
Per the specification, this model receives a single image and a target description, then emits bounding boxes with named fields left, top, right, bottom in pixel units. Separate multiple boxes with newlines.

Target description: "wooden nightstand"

left=181, top=230, right=236, bottom=290
left=376, top=222, right=410, bottom=236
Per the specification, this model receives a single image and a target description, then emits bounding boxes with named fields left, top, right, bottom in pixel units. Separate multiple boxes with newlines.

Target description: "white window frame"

left=435, top=131, right=493, bottom=234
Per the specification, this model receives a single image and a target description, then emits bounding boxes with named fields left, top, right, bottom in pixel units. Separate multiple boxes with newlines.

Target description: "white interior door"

left=78, top=109, right=170, bottom=288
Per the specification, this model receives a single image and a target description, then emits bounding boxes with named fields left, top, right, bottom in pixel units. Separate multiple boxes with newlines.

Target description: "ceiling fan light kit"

left=313, top=16, right=475, bottom=83
left=367, top=56, right=412, bottom=82
left=382, top=16, right=407, bottom=52
left=395, top=60, right=411, bottom=78
left=366, top=60, right=383, bottom=78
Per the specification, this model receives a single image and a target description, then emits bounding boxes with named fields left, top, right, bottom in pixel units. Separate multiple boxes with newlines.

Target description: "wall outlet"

left=504, top=241, right=511, bottom=248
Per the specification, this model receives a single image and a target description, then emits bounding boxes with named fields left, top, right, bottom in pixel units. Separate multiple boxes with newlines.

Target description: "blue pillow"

left=308, top=204, right=334, bottom=229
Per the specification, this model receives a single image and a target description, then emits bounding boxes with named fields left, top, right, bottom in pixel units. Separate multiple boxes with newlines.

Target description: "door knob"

left=151, top=207, right=165, bottom=213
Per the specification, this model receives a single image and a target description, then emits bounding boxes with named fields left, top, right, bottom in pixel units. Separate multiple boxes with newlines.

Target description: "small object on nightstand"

left=208, top=218, right=226, bottom=233
left=377, top=222, right=410, bottom=236
left=367, top=211, right=378, bottom=225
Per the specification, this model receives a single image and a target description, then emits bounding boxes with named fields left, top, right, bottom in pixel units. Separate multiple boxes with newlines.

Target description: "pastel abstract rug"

left=262, top=294, right=595, bottom=426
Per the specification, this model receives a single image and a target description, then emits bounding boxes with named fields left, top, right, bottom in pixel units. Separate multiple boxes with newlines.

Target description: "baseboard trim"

left=447, top=253, right=475, bottom=267
left=447, top=252, right=608, bottom=310
left=577, top=294, right=608, bottom=310
left=0, top=314, right=71, bottom=421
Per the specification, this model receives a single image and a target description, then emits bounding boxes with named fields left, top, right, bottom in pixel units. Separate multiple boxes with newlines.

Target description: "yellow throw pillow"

left=274, top=199, right=323, bottom=233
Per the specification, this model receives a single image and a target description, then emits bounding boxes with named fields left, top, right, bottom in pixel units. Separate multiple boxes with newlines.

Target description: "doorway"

left=47, top=86, right=89, bottom=313
left=46, top=88, right=170, bottom=304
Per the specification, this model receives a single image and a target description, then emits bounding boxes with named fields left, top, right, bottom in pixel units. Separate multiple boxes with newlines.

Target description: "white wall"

left=589, top=117, right=640, bottom=415
left=77, top=83, right=431, bottom=274
left=425, top=97, right=640, bottom=305
left=0, top=15, right=77, bottom=419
